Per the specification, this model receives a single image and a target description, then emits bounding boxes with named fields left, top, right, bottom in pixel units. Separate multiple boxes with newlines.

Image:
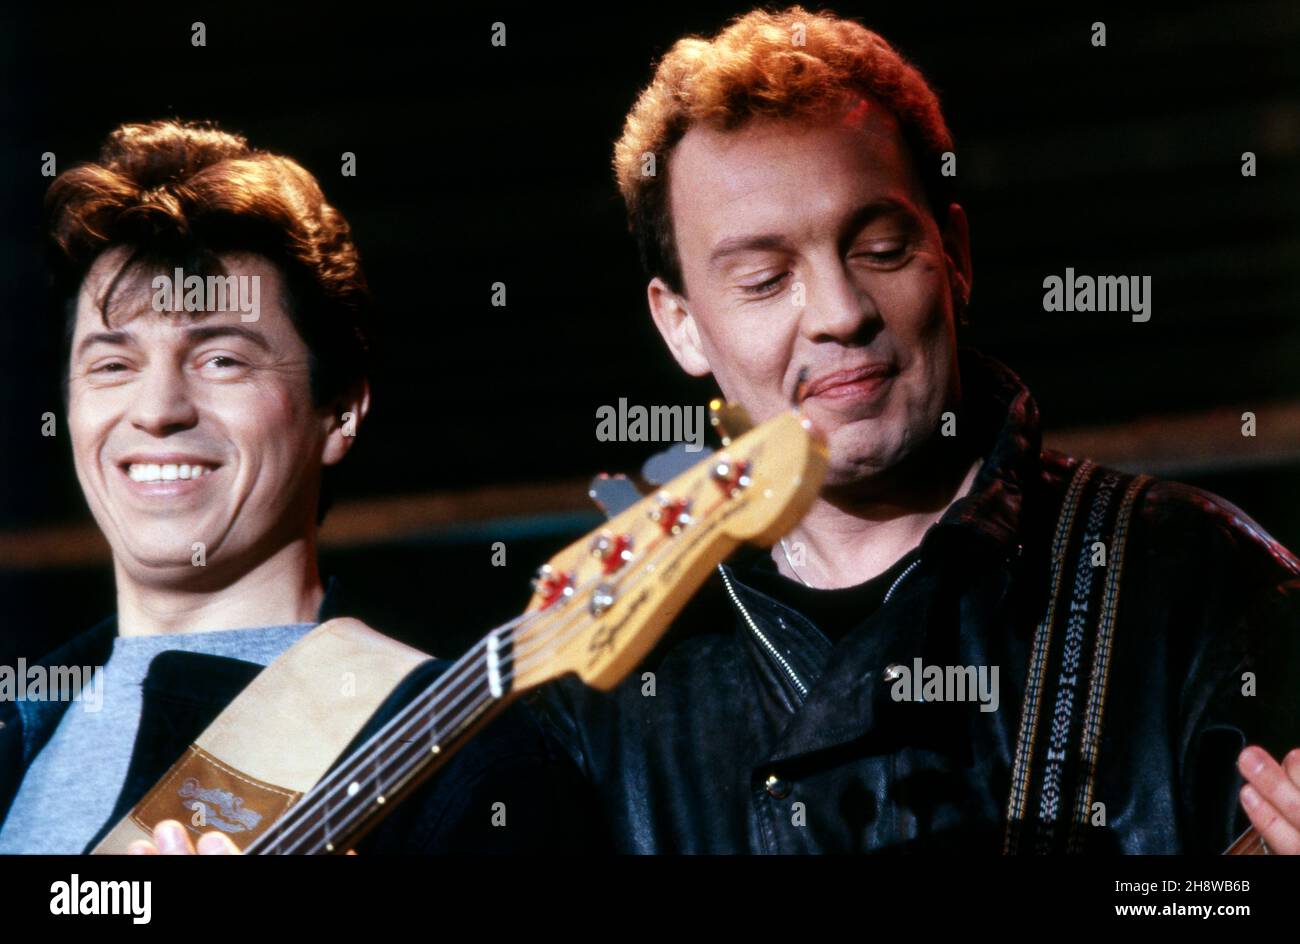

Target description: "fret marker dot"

left=326, top=843, right=335, bottom=852
left=377, top=795, right=386, bottom=805
left=347, top=782, right=360, bottom=797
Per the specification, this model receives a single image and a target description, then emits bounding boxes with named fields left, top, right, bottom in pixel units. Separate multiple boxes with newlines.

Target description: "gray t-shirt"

left=0, top=622, right=315, bottom=854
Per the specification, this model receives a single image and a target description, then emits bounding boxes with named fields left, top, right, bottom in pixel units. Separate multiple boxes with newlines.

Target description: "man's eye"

left=202, top=355, right=244, bottom=369
left=91, top=361, right=129, bottom=374
left=740, top=272, right=790, bottom=296
left=855, top=245, right=908, bottom=264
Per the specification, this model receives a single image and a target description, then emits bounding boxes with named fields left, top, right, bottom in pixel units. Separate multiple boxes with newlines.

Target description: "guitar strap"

left=1003, top=459, right=1153, bottom=854
left=92, top=617, right=427, bottom=854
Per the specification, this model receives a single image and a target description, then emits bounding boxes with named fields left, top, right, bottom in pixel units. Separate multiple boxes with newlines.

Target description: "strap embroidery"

left=1004, top=461, right=1151, bottom=854
left=1067, top=473, right=1148, bottom=853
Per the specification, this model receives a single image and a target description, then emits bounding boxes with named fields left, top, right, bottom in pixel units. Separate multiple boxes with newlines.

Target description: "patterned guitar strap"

left=1003, top=458, right=1154, bottom=854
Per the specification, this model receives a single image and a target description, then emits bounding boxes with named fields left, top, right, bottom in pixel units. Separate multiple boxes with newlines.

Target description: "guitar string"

left=261, top=516, right=694, bottom=854
left=247, top=488, right=709, bottom=851
left=251, top=427, right=776, bottom=851
left=262, top=509, right=705, bottom=854
left=246, top=570, right=605, bottom=853
left=264, top=483, right=741, bottom=854
left=255, top=492, right=721, bottom=853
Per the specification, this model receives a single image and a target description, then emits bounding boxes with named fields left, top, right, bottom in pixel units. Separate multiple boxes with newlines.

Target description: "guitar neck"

left=245, top=631, right=519, bottom=855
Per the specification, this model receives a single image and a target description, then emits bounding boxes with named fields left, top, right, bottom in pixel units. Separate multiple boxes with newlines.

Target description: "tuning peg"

left=649, top=492, right=693, bottom=535
left=711, top=457, right=752, bottom=498
left=709, top=399, right=752, bottom=446
left=590, top=530, right=635, bottom=574
left=531, top=565, right=575, bottom=609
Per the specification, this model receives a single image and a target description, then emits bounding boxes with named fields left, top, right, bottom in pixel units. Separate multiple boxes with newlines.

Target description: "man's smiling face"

left=648, top=99, right=972, bottom=489
left=67, top=248, right=338, bottom=584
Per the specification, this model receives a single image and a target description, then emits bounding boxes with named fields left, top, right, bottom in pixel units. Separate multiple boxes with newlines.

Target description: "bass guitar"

left=242, top=404, right=825, bottom=853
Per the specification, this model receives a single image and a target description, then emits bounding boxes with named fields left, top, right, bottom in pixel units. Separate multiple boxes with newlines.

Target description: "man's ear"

left=647, top=277, right=712, bottom=377
left=940, top=202, right=973, bottom=307
left=320, top=377, right=371, bottom=467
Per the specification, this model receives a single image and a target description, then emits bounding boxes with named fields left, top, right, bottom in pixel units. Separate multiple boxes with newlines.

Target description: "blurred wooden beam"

left=1044, top=400, right=1300, bottom=475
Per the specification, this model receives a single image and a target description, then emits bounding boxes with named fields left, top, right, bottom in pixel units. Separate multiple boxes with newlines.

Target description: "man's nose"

left=127, top=363, right=200, bottom=436
left=798, top=264, right=881, bottom=343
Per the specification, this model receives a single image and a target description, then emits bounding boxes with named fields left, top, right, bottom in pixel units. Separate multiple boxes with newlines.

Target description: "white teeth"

left=126, top=463, right=213, bottom=483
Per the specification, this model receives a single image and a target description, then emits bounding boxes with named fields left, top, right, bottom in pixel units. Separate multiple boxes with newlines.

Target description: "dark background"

left=2, top=1, right=1298, bottom=661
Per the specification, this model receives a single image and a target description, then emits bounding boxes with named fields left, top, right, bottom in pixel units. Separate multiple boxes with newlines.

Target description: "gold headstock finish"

left=512, top=408, right=826, bottom=691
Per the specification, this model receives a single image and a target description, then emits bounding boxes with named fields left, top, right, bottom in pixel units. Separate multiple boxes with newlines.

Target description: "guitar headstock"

left=509, top=407, right=826, bottom=691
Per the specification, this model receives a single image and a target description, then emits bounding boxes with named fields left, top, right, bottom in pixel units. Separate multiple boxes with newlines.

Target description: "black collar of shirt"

left=734, top=546, right=924, bottom=645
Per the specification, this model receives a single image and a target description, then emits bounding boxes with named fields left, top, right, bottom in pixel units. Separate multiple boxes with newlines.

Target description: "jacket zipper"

left=718, top=565, right=809, bottom=699
left=883, top=557, right=922, bottom=605
left=718, top=555, right=924, bottom=702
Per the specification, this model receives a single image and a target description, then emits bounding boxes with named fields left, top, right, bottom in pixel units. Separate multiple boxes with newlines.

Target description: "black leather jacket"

left=534, top=348, right=1300, bottom=854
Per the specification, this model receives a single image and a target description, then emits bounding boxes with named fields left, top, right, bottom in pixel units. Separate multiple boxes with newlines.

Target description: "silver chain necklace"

left=780, top=537, right=924, bottom=603
left=779, top=537, right=814, bottom=587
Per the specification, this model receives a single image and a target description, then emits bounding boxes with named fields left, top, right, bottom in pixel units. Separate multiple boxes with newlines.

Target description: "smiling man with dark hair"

left=0, top=119, right=594, bottom=855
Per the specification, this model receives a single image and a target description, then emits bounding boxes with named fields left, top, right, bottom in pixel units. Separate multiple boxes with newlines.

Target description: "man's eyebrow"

left=839, top=198, right=913, bottom=240
left=708, top=233, right=791, bottom=270
left=182, top=324, right=272, bottom=351
left=706, top=198, right=914, bottom=270
left=74, top=324, right=272, bottom=358
left=76, top=330, right=134, bottom=358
